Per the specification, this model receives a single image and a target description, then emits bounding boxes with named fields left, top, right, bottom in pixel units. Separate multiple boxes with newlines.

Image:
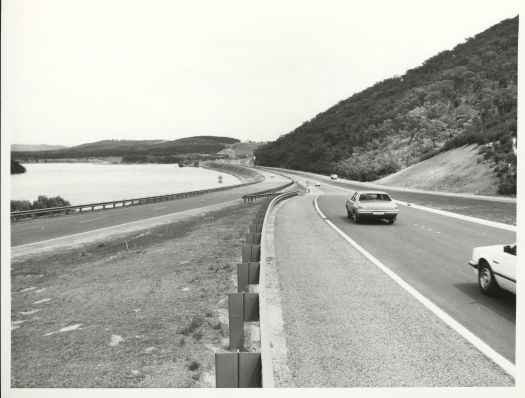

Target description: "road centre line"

left=13, top=199, right=241, bottom=249
left=312, top=194, right=516, bottom=378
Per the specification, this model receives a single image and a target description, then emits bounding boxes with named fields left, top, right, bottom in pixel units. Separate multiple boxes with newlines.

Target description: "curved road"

left=11, top=170, right=290, bottom=247
left=272, top=170, right=516, bottom=367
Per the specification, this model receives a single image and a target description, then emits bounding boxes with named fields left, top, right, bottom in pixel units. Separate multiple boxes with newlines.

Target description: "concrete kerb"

left=215, top=191, right=299, bottom=388
left=258, top=191, right=299, bottom=387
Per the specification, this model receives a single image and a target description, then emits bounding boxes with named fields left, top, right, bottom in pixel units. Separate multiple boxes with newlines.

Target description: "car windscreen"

left=359, top=193, right=391, bottom=201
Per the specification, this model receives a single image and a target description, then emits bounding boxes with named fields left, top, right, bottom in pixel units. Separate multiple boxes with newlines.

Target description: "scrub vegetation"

left=255, top=17, right=517, bottom=195
left=11, top=195, right=71, bottom=212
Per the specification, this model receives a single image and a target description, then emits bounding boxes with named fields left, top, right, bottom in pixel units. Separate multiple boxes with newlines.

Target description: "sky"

left=1, top=0, right=520, bottom=147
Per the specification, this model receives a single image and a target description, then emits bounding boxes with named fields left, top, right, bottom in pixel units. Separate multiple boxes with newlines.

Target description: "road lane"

left=12, top=172, right=290, bottom=247
left=265, top=167, right=516, bottom=224
left=271, top=194, right=514, bottom=386
left=317, top=192, right=516, bottom=362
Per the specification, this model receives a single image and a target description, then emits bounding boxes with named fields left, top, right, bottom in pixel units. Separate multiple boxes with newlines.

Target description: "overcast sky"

left=2, top=0, right=520, bottom=146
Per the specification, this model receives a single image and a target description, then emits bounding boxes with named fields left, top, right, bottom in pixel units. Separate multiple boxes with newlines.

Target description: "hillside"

left=255, top=16, right=517, bottom=194
left=376, top=144, right=498, bottom=194
left=217, top=141, right=264, bottom=158
left=11, top=144, right=67, bottom=152
left=11, top=159, right=26, bottom=174
left=12, top=136, right=241, bottom=160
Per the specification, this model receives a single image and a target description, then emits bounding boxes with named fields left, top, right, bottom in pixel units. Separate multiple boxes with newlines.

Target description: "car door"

left=347, top=193, right=357, bottom=212
left=492, top=245, right=516, bottom=293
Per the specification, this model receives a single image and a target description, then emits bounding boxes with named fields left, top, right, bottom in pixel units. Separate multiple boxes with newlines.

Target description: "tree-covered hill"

left=11, top=159, right=26, bottom=174
left=255, top=16, right=517, bottom=194
left=12, top=136, right=241, bottom=160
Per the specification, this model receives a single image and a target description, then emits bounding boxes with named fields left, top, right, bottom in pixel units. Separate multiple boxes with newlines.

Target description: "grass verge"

left=11, top=202, right=258, bottom=387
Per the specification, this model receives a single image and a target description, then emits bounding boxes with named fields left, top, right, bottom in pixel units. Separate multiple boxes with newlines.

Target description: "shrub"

left=11, top=200, right=32, bottom=212
left=498, top=174, right=516, bottom=195
left=188, top=360, right=200, bottom=371
left=180, top=316, right=204, bottom=335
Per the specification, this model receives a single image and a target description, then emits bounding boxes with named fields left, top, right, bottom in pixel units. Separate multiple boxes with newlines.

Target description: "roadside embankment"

left=11, top=201, right=261, bottom=387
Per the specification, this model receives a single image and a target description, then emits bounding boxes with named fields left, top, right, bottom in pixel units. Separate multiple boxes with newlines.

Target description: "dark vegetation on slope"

left=255, top=17, right=517, bottom=194
left=11, top=159, right=26, bottom=174
left=12, top=136, right=240, bottom=160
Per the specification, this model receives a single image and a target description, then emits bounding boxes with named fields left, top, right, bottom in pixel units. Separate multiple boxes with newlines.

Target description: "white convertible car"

left=469, top=243, right=516, bottom=295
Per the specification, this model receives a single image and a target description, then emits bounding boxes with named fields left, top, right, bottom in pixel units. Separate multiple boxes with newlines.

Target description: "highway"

left=11, top=171, right=290, bottom=247
left=275, top=169, right=516, bottom=365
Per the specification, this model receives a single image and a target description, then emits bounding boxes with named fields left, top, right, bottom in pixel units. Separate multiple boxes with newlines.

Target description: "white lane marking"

left=313, top=195, right=516, bottom=378
left=13, top=199, right=241, bottom=249
left=313, top=179, right=514, bottom=232
left=78, top=217, right=104, bottom=224
left=153, top=206, right=168, bottom=210
left=394, top=200, right=515, bottom=232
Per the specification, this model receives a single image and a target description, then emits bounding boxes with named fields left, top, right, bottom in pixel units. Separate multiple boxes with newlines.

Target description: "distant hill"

left=255, top=16, right=517, bottom=194
left=217, top=141, right=264, bottom=158
left=11, top=144, right=67, bottom=152
left=12, top=136, right=241, bottom=160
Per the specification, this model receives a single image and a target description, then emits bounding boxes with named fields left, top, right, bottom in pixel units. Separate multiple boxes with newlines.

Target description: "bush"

left=11, top=200, right=32, bottom=212
left=31, top=195, right=71, bottom=209
left=497, top=174, right=516, bottom=195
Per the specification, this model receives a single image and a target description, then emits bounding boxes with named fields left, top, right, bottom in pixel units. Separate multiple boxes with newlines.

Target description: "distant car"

left=330, top=174, right=338, bottom=180
left=469, top=243, right=516, bottom=295
left=315, top=182, right=321, bottom=187
left=346, top=191, right=399, bottom=224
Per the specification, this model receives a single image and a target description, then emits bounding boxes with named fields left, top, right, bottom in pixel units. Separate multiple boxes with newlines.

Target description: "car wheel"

left=478, top=261, right=498, bottom=296
left=352, top=211, right=360, bottom=224
left=347, top=209, right=352, bottom=218
left=388, top=218, right=396, bottom=225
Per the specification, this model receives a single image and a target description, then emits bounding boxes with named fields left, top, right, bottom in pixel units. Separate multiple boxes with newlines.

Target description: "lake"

left=11, top=163, right=240, bottom=205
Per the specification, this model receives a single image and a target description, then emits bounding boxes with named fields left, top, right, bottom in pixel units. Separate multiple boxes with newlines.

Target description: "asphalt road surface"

left=11, top=173, right=289, bottom=247
left=272, top=193, right=514, bottom=386
left=317, top=188, right=516, bottom=362
left=273, top=168, right=516, bottom=360
left=267, top=167, right=516, bottom=225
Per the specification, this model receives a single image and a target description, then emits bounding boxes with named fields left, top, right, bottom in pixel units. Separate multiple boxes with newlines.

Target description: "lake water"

left=11, top=163, right=240, bottom=205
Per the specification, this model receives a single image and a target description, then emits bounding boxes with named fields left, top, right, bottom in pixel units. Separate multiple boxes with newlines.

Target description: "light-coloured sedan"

left=469, top=243, right=516, bottom=295
left=346, top=191, right=399, bottom=224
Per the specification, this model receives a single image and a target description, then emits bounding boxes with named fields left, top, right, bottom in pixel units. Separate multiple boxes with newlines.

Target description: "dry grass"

left=11, top=202, right=258, bottom=387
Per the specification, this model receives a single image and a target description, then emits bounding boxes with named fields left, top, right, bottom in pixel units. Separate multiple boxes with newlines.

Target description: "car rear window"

left=359, top=193, right=391, bottom=201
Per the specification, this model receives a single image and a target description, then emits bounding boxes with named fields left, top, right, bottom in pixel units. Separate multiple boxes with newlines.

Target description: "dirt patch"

left=11, top=202, right=258, bottom=387
left=376, top=145, right=499, bottom=195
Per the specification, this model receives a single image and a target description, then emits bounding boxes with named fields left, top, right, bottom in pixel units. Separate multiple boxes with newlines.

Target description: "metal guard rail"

left=242, top=180, right=295, bottom=202
left=11, top=180, right=261, bottom=222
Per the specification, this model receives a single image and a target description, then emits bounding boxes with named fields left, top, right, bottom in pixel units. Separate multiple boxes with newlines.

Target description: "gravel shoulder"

left=272, top=194, right=514, bottom=387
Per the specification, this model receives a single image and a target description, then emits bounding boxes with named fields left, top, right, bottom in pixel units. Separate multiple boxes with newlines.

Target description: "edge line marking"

left=313, top=195, right=515, bottom=378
